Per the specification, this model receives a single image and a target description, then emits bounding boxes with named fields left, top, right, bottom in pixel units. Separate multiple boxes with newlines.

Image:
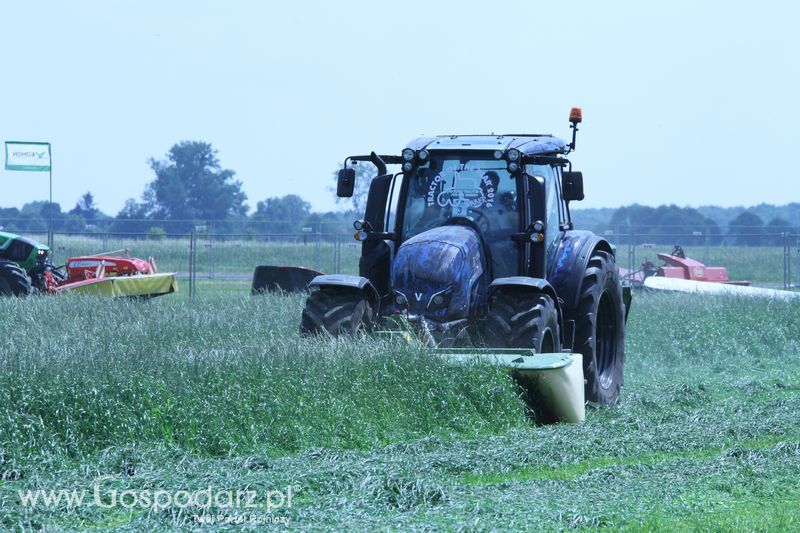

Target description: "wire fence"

left=27, top=230, right=360, bottom=297
left=7, top=226, right=800, bottom=297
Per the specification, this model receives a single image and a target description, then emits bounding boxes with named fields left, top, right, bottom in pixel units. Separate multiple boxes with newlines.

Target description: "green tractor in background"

left=0, top=231, right=53, bottom=295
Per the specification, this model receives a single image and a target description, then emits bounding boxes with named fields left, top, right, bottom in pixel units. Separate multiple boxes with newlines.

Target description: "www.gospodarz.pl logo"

left=18, top=478, right=298, bottom=515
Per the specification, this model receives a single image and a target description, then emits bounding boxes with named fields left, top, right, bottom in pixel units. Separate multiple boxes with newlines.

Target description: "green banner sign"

left=4, top=141, right=51, bottom=171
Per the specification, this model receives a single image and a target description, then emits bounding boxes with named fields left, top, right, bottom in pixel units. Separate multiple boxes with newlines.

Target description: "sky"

left=0, top=0, right=797, bottom=215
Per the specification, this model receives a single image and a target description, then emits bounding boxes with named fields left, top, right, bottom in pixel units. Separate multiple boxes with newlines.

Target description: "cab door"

left=522, top=163, right=565, bottom=278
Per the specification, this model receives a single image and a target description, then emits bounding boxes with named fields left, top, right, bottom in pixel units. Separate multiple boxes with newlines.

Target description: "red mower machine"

left=620, top=245, right=751, bottom=287
left=618, top=245, right=800, bottom=301
left=0, top=231, right=177, bottom=298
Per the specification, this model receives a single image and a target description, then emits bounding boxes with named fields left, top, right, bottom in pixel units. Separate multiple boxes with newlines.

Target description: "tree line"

left=0, top=140, right=797, bottom=247
left=0, top=141, right=353, bottom=236
left=574, top=204, right=796, bottom=246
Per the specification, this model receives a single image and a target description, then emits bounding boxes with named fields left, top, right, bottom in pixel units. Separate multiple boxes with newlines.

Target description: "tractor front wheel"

left=573, top=250, right=626, bottom=405
left=485, top=290, right=562, bottom=352
left=0, top=260, right=33, bottom=297
left=300, top=288, right=374, bottom=337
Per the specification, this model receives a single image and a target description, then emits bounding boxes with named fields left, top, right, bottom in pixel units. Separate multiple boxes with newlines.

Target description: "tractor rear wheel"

left=573, top=250, right=626, bottom=405
left=485, top=290, right=561, bottom=352
left=0, top=260, right=33, bottom=297
left=300, top=288, right=374, bottom=336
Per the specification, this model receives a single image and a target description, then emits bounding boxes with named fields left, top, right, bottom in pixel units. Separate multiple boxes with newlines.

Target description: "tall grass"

left=0, top=293, right=523, bottom=460
left=1, top=291, right=799, bottom=530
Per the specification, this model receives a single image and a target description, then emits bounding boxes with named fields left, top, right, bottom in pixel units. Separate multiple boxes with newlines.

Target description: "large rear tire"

left=0, top=260, right=32, bottom=297
left=300, top=288, right=374, bottom=336
left=573, top=250, right=626, bottom=405
left=485, top=290, right=561, bottom=352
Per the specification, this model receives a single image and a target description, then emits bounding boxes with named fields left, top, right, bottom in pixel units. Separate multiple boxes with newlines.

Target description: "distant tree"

left=330, top=162, right=377, bottom=215
left=145, top=141, right=248, bottom=227
left=609, top=204, right=720, bottom=245
left=609, top=204, right=655, bottom=229
left=766, top=217, right=792, bottom=232
left=251, top=194, right=312, bottom=234
left=570, top=207, right=617, bottom=233
left=69, top=192, right=99, bottom=221
left=21, top=200, right=62, bottom=219
left=61, top=214, right=87, bottom=232
left=110, top=198, right=152, bottom=233
left=302, top=210, right=355, bottom=235
left=765, top=217, right=792, bottom=245
left=727, top=211, right=765, bottom=246
left=19, top=201, right=66, bottom=232
left=0, top=207, right=23, bottom=232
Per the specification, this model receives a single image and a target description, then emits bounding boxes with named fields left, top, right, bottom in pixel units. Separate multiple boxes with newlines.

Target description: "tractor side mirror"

left=337, top=168, right=356, bottom=197
left=562, top=171, right=584, bottom=202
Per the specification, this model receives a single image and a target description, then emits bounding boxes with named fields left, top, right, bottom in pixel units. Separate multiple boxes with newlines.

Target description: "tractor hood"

left=0, top=231, right=49, bottom=272
left=392, top=225, right=487, bottom=323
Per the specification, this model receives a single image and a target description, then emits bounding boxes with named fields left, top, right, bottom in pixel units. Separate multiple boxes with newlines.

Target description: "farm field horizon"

left=1, top=290, right=798, bottom=530
left=14, top=232, right=800, bottom=291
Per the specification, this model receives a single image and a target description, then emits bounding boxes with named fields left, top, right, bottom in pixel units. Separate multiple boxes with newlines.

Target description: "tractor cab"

left=343, top=128, right=586, bottom=325
left=393, top=144, right=577, bottom=280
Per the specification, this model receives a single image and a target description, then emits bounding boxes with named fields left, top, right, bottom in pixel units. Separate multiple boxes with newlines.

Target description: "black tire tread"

left=573, top=250, right=626, bottom=405
left=485, top=290, right=561, bottom=352
left=300, top=288, right=373, bottom=336
left=0, top=260, right=32, bottom=296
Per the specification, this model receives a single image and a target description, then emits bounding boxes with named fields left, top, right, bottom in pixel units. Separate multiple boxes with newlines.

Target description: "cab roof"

left=405, top=134, right=568, bottom=156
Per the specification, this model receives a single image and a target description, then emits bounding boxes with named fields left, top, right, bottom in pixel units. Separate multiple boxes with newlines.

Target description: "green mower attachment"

left=376, top=317, right=585, bottom=423
left=436, top=348, right=585, bottom=424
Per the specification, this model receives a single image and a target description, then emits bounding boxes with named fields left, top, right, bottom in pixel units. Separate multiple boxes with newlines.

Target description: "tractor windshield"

left=401, top=156, right=518, bottom=241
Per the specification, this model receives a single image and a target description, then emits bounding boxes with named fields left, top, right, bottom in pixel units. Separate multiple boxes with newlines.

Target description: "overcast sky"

left=0, top=0, right=796, bottom=215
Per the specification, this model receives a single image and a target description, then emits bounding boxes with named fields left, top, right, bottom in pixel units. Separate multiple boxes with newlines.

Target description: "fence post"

left=338, top=234, right=342, bottom=273
left=627, top=227, right=635, bottom=274
left=333, top=233, right=339, bottom=273
left=796, top=231, right=799, bottom=290
left=784, top=231, right=790, bottom=290
left=315, top=222, right=322, bottom=272
left=189, top=231, right=197, bottom=300
left=209, top=235, right=215, bottom=280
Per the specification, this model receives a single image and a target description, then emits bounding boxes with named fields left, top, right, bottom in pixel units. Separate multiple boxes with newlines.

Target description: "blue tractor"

left=300, top=109, right=630, bottom=404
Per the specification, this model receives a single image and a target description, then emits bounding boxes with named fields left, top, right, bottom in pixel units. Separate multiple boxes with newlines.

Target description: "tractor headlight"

left=394, top=290, right=408, bottom=307
left=507, top=161, right=519, bottom=173
left=493, top=150, right=503, bottom=159
left=427, top=288, right=451, bottom=310
left=402, top=148, right=415, bottom=161
left=417, top=149, right=429, bottom=161
left=506, top=148, right=520, bottom=162
left=402, top=162, right=414, bottom=173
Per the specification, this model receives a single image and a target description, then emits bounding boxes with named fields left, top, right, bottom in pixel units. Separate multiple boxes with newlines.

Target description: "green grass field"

left=1, top=289, right=798, bottom=530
